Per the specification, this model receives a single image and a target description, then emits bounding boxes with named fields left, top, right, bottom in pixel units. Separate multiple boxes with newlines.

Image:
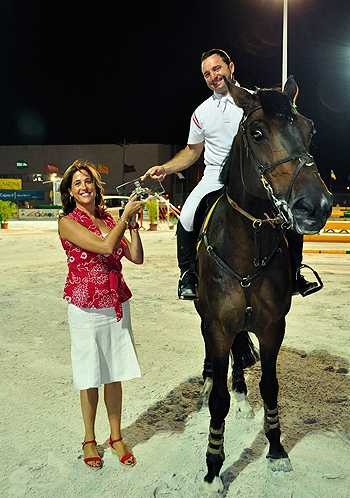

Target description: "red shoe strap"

left=109, top=435, right=123, bottom=446
left=82, top=439, right=97, bottom=447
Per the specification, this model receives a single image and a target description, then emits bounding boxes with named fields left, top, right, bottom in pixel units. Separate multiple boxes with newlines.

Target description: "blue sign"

left=0, top=190, right=45, bottom=201
left=0, top=190, right=15, bottom=199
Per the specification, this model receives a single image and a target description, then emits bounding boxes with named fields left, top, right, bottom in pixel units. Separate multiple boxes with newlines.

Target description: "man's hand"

left=141, top=166, right=166, bottom=182
left=141, top=143, right=204, bottom=182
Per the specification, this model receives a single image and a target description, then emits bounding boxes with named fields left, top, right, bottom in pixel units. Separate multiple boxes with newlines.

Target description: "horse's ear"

left=283, top=75, right=299, bottom=105
left=224, top=76, right=257, bottom=112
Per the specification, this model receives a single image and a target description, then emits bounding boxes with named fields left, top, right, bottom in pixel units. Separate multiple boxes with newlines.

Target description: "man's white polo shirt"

left=187, top=86, right=244, bottom=172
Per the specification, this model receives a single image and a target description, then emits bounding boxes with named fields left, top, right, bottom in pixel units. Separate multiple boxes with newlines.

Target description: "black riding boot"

left=286, top=230, right=319, bottom=296
left=177, top=221, right=198, bottom=300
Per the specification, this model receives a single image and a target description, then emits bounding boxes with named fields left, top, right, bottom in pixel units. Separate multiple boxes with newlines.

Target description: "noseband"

left=240, top=106, right=316, bottom=226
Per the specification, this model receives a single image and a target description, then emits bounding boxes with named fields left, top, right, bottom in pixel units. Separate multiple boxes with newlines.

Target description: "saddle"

left=193, top=188, right=225, bottom=242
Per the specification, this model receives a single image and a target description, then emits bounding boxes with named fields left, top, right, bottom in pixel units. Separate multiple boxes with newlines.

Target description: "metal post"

left=282, top=0, right=288, bottom=88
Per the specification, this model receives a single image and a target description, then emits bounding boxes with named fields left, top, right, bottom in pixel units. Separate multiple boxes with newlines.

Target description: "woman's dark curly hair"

left=59, top=159, right=106, bottom=216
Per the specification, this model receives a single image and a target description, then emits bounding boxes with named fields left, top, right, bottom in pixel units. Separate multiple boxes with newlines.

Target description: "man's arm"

left=141, top=142, right=204, bottom=181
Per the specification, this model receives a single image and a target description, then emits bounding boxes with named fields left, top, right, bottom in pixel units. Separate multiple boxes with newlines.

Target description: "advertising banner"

left=0, top=178, right=22, bottom=190
left=0, top=190, right=15, bottom=200
left=0, top=190, right=44, bottom=201
left=19, top=208, right=61, bottom=220
left=15, top=190, right=45, bottom=200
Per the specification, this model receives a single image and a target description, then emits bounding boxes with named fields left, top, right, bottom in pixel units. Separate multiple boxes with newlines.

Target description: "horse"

left=194, top=76, right=333, bottom=495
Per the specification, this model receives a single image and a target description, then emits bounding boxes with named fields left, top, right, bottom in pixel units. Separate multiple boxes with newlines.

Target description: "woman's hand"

left=122, top=194, right=145, bottom=220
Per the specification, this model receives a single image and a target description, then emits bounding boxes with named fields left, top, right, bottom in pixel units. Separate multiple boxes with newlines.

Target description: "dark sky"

left=1, top=0, right=350, bottom=191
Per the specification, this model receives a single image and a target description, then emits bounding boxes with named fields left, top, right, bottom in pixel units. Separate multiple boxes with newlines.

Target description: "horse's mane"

left=219, top=88, right=296, bottom=186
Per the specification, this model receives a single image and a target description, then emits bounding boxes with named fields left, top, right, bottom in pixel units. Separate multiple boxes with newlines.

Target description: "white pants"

left=179, top=169, right=223, bottom=232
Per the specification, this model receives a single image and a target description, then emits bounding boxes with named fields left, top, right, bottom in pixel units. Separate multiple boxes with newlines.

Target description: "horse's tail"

left=231, top=331, right=259, bottom=369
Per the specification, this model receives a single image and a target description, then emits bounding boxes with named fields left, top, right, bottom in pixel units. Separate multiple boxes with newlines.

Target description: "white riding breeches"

left=179, top=169, right=223, bottom=232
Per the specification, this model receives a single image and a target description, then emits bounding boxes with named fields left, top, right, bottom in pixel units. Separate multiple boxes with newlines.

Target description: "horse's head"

left=221, top=76, right=332, bottom=234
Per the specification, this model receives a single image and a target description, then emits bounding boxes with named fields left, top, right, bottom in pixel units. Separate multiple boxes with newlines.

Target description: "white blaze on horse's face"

left=202, top=54, right=234, bottom=95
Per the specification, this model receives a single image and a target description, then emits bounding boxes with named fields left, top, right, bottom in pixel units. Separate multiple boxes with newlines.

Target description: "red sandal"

left=109, top=435, right=136, bottom=467
left=82, top=440, right=102, bottom=469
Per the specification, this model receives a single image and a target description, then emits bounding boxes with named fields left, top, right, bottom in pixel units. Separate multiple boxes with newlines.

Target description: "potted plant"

left=145, top=198, right=158, bottom=231
left=168, top=213, right=178, bottom=230
left=0, top=200, right=17, bottom=229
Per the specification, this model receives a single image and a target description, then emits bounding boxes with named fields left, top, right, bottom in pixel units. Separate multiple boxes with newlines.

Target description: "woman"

left=59, top=159, right=144, bottom=469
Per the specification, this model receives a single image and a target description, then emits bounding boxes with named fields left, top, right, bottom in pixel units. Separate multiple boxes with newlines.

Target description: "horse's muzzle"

left=291, top=192, right=333, bottom=234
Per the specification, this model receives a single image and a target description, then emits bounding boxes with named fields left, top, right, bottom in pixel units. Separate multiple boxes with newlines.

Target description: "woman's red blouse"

left=60, top=207, right=132, bottom=321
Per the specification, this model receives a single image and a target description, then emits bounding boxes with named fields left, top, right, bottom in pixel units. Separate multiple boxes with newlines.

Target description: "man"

left=142, top=49, right=317, bottom=300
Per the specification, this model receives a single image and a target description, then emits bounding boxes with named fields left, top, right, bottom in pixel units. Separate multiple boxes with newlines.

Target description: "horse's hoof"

left=235, top=399, right=254, bottom=419
left=234, top=392, right=254, bottom=419
left=267, top=456, right=292, bottom=472
left=199, top=476, right=224, bottom=496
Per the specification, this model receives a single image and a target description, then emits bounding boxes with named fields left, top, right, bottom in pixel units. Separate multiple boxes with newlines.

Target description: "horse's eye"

left=251, top=128, right=264, bottom=141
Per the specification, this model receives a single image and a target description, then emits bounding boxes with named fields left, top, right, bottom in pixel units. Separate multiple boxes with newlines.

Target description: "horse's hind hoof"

left=199, top=476, right=224, bottom=496
left=235, top=399, right=254, bottom=419
left=234, top=392, right=254, bottom=419
left=267, top=456, right=292, bottom=472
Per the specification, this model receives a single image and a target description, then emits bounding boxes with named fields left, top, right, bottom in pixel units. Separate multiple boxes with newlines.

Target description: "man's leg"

left=286, top=230, right=318, bottom=296
left=177, top=220, right=198, bottom=300
left=176, top=174, right=224, bottom=300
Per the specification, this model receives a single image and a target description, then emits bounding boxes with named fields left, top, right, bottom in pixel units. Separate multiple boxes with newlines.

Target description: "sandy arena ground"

left=1, top=220, right=350, bottom=498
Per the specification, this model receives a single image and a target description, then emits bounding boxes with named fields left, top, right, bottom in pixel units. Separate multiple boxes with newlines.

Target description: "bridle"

left=239, top=106, right=316, bottom=227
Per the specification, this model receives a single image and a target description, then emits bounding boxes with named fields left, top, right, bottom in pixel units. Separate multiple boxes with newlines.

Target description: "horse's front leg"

left=200, top=347, right=231, bottom=495
left=199, top=320, right=213, bottom=403
left=258, top=321, right=292, bottom=472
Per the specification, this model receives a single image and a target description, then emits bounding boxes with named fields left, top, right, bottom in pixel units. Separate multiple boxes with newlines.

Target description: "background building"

left=0, top=143, right=204, bottom=208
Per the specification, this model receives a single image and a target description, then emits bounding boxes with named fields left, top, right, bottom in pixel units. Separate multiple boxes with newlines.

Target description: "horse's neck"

left=227, top=183, right=271, bottom=220
left=228, top=147, right=271, bottom=219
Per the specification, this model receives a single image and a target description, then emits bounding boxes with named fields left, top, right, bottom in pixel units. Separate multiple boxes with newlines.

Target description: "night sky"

left=1, top=0, right=350, bottom=191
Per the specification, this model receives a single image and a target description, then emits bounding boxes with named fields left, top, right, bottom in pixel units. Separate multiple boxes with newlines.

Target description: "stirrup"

left=299, top=264, right=323, bottom=297
left=178, top=270, right=198, bottom=300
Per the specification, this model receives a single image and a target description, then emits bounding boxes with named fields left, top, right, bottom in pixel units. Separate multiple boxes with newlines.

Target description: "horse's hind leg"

left=258, top=324, right=292, bottom=472
left=231, top=331, right=259, bottom=418
left=199, top=321, right=213, bottom=402
left=200, top=352, right=230, bottom=495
